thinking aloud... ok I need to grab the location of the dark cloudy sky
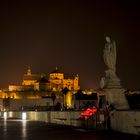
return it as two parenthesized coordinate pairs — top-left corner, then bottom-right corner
(0, 1), (140, 90)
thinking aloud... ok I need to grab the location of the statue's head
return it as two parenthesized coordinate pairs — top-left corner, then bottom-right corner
(105, 36), (111, 43)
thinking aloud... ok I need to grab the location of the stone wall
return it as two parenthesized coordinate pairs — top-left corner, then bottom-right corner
(111, 110), (140, 135)
(1, 110), (140, 134)
(6, 99), (53, 111)
(1, 111), (82, 127)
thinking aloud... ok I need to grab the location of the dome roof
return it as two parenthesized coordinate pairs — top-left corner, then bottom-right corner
(51, 67), (62, 74)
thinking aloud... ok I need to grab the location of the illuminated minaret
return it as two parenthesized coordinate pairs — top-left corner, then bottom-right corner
(55, 66), (58, 71)
(27, 66), (31, 75)
(74, 74), (80, 90)
(22, 66), (40, 86)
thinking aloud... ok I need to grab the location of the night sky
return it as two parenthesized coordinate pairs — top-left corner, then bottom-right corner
(0, 1), (140, 90)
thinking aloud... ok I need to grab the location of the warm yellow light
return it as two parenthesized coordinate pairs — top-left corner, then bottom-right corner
(22, 112), (27, 120)
(4, 112), (7, 119)
(66, 92), (72, 108)
(9, 112), (13, 118)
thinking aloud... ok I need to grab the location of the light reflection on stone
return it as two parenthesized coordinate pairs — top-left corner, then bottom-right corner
(3, 119), (7, 136)
(22, 120), (27, 139)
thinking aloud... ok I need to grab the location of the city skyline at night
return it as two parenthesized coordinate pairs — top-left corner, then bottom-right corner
(0, 1), (140, 90)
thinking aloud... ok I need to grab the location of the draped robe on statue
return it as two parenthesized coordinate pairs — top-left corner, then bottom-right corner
(103, 40), (116, 72)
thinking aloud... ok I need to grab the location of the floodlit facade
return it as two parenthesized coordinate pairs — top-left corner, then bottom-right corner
(22, 67), (80, 92)
(6, 67), (79, 92)
(48, 67), (79, 91)
(0, 67), (80, 110)
(22, 67), (41, 86)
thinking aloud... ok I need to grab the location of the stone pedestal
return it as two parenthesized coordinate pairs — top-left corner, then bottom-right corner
(104, 88), (129, 109)
(100, 71), (129, 109)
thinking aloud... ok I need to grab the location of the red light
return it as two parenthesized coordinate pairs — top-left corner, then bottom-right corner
(80, 107), (97, 119)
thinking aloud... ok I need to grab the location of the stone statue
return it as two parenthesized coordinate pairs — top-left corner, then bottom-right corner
(103, 36), (117, 78)
(103, 36), (116, 72)
(100, 36), (120, 89)
(100, 77), (105, 89)
(99, 36), (129, 109)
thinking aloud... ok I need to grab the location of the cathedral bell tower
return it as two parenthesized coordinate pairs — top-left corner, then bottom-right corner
(27, 66), (31, 75)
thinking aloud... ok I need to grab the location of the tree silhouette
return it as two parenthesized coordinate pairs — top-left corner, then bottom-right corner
(61, 87), (69, 109)
(51, 92), (56, 106)
(75, 90), (83, 100)
(61, 87), (69, 95)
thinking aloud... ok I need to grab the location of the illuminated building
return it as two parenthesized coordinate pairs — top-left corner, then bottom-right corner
(21, 67), (80, 92)
(0, 67), (79, 97)
(22, 67), (41, 86)
(48, 67), (79, 91)
(34, 76), (51, 91)
(21, 67), (79, 92)
(0, 67), (80, 110)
